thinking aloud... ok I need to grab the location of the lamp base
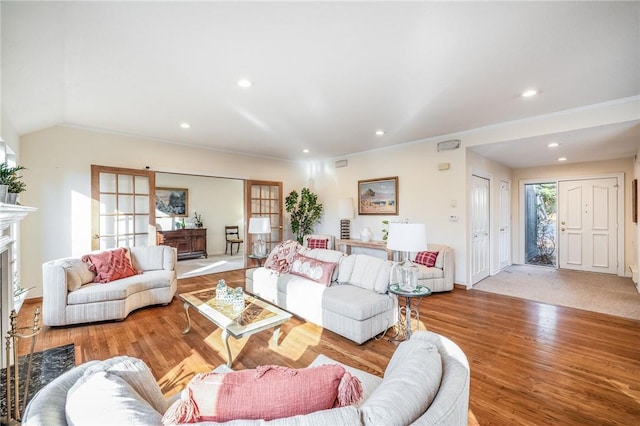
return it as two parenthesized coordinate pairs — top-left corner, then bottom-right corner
(340, 219), (351, 239)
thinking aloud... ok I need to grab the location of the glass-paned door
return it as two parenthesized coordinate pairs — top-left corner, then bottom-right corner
(246, 180), (283, 257)
(91, 165), (156, 250)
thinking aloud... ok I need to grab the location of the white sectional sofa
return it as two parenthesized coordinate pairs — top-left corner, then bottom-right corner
(22, 331), (470, 426)
(246, 245), (397, 345)
(42, 245), (178, 326)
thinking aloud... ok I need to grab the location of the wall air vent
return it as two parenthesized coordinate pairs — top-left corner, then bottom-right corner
(437, 139), (461, 151)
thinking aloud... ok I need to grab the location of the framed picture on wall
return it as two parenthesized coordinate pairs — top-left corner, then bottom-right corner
(358, 176), (399, 215)
(155, 187), (188, 217)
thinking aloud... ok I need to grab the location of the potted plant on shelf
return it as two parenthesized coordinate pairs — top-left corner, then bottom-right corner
(285, 187), (323, 243)
(0, 162), (27, 204)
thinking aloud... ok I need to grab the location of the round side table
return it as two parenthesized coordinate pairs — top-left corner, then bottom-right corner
(387, 283), (432, 341)
(248, 254), (268, 267)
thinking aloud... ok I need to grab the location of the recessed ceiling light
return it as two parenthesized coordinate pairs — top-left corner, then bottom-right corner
(558, 157), (567, 162)
(180, 122), (190, 129)
(375, 130), (385, 136)
(302, 149), (309, 154)
(548, 142), (559, 148)
(522, 89), (538, 97)
(237, 79), (252, 88)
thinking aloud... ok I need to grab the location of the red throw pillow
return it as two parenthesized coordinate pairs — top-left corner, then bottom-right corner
(264, 240), (303, 273)
(307, 238), (328, 249)
(414, 251), (439, 268)
(162, 364), (362, 424)
(289, 253), (337, 286)
(81, 248), (139, 283)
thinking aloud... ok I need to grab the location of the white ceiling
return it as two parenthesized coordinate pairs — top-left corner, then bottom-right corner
(2, 1), (639, 166)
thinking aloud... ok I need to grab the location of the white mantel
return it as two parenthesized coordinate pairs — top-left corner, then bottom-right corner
(0, 203), (37, 232)
(0, 203), (37, 367)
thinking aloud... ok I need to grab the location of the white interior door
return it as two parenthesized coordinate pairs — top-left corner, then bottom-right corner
(558, 177), (618, 274)
(499, 180), (511, 270)
(471, 175), (490, 284)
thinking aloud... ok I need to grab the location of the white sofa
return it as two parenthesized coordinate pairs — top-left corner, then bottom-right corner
(42, 245), (178, 326)
(22, 330), (470, 426)
(246, 246), (397, 345)
(414, 243), (455, 292)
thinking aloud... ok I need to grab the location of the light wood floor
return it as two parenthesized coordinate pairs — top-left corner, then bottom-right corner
(17, 270), (640, 425)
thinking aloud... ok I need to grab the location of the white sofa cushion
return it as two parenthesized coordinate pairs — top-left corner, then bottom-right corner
(61, 259), (95, 292)
(130, 245), (174, 271)
(66, 371), (163, 425)
(360, 337), (443, 426)
(322, 284), (394, 321)
(338, 254), (392, 294)
(81, 355), (167, 413)
(67, 270), (175, 305)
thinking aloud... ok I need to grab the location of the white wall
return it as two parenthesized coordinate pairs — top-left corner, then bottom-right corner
(155, 173), (244, 256)
(304, 139), (468, 284)
(19, 125), (304, 297)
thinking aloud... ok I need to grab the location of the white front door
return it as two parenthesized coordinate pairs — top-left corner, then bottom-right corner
(499, 180), (511, 270)
(558, 177), (618, 274)
(471, 175), (490, 284)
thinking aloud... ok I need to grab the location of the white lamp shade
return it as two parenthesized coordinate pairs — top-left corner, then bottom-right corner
(386, 223), (427, 252)
(248, 217), (271, 234)
(337, 198), (354, 219)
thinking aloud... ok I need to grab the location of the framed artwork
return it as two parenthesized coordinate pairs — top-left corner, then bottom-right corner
(358, 176), (398, 215)
(633, 179), (638, 223)
(155, 187), (188, 217)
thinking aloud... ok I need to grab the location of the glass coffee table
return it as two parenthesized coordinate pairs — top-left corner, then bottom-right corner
(179, 287), (292, 367)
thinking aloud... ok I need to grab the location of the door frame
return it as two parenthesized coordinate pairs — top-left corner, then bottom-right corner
(518, 173), (625, 276)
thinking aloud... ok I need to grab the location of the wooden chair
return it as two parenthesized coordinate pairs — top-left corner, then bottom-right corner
(225, 226), (244, 255)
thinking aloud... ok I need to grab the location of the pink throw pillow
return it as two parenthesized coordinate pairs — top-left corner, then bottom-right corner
(81, 248), (140, 283)
(307, 238), (328, 249)
(414, 251), (439, 268)
(264, 240), (303, 273)
(289, 253), (337, 286)
(162, 364), (362, 424)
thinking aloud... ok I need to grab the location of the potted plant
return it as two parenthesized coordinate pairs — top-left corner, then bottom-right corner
(285, 187), (323, 243)
(0, 162), (27, 204)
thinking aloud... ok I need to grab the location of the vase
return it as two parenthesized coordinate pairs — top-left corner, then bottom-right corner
(5, 193), (18, 204)
(360, 227), (372, 242)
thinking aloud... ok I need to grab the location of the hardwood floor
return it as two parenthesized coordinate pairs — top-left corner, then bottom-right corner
(17, 270), (640, 425)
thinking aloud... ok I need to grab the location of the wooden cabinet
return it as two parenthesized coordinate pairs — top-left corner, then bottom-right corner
(157, 228), (207, 260)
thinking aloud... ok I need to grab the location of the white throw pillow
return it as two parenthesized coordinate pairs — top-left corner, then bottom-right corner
(81, 355), (167, 413)
(62, 259), (95, 292)
(65, 371), (163, 425)
(360, 339), (442, 425)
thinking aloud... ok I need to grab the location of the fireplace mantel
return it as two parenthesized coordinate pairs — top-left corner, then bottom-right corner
(0, 203), (37, 231)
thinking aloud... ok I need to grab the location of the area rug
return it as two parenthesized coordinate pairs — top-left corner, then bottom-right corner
(472, 264), (640, 321)
(0, 343), (75, 418)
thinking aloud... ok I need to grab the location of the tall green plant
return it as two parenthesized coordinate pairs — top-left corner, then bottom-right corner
(285, 187), (323, 243)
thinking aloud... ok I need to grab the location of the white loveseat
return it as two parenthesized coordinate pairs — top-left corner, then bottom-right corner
(22, 331), (470, 426)
(414, 243), (455, 292)
(42, 245), (178, 326)
(246, 245), (397, 345)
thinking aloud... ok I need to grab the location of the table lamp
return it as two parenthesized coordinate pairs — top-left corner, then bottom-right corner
(337, 198), (354, 239)
(386, 223), (427, 291)
(248, 217), (271, 256)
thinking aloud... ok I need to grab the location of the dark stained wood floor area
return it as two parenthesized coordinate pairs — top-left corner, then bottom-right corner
(17, 269), (640, 425)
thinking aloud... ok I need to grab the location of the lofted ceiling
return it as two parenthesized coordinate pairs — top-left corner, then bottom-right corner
(2, 1), (639, 166)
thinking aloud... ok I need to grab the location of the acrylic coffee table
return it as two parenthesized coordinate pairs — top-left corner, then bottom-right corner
(179, 287), (292, 367)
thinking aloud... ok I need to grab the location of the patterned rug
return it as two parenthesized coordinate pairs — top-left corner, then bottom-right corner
(0, 343), (75, 418)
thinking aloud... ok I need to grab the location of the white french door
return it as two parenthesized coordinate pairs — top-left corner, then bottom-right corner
(558, 177), (618, 274)
(471, 175), (490, 284)
(91, 165), (156, 250)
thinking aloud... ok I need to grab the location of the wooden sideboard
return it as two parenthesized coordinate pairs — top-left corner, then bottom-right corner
(335, 238), (393, 260)
(157, 228), (207, 260)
